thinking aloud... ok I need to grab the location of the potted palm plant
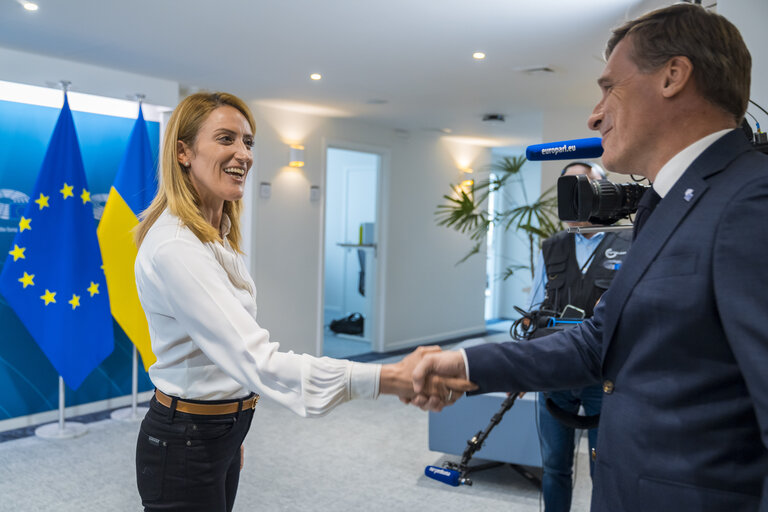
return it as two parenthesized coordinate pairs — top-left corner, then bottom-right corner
(435, 155), (562, 280)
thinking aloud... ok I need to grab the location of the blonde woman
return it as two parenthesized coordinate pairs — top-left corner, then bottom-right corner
(133, 92), (472, 512)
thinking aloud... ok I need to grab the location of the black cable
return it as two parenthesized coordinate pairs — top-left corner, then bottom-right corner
(749, 99), (768, 118)
(578, 243), (602, 274)
(545, 398), (600, 429)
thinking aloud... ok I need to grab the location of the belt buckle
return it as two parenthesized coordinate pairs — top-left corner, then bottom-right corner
(251, 395), (259, 410)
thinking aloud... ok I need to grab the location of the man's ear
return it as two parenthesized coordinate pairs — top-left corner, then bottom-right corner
(661, 56), (694, 99)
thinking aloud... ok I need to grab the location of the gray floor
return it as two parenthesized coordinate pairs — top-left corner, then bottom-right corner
(322, 329), (372, 359)
(0, 332), (593, 511)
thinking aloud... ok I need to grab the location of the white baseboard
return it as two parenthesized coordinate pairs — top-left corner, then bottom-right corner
(0, 390), (154, 433)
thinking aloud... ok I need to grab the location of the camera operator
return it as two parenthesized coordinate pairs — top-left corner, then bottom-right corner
(527, 162), (630, 512)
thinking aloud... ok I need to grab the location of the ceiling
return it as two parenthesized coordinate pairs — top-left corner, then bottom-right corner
(0, 0), (672, 146)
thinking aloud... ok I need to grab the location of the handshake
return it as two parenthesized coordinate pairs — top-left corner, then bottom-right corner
(379, 346), (476, 412)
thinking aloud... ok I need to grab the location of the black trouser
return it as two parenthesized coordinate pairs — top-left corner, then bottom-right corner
(136, 394), (255, 512)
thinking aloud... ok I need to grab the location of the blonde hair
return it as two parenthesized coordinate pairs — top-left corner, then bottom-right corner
(134, 92), (256, 253)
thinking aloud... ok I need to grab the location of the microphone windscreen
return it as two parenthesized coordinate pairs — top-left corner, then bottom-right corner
(526, 137), (603, 161)
(424, 465), (461, 486)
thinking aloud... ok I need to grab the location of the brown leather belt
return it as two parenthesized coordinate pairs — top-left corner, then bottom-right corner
(155, 389), (259, 415)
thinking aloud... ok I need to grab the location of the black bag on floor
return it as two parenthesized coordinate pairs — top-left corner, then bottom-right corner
(329, 313), (364, 335)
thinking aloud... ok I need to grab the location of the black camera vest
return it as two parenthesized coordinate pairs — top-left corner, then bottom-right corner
(541, 230), (632, 318)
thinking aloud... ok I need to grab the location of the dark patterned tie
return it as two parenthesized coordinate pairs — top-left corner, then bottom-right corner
(633, 187), (662, 240)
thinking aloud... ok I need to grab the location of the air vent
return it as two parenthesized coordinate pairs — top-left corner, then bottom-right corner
(518, 66), (555, 74)
(482, 114), (505, 123)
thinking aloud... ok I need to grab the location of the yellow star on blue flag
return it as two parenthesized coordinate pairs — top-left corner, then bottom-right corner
(0, 95), (114, 390)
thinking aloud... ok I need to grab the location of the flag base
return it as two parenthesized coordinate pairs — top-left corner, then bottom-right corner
(34, 421), (88, 440)
(110, 406), (148, 422)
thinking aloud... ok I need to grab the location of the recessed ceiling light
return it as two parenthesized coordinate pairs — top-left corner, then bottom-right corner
(310, 73), (322, 81)
(22, 1), (39, 11)
(473, 52), (486, 60)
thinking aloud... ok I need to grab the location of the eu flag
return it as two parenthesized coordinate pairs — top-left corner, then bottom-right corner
(0, 95), (114, 390)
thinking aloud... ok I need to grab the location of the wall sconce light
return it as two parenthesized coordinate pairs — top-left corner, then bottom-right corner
(460, 168), (474, 191)
(289, 144), (305, 167)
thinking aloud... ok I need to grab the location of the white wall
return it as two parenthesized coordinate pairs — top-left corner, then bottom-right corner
(720, 0), (768, 129)
(382, 136), (489, 349)
(249, 104), (489, 355)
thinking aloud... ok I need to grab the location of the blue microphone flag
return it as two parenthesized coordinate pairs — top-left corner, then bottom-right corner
(424, 465), (461, 486)
(526, 137), (603, 161)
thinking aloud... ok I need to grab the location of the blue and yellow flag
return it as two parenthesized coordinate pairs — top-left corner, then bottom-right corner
(97, 107), (157, 370)
(0, 95), (114, 390)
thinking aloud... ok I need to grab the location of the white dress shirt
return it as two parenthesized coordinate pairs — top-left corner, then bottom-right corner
(135, 209), (381, 417)
(652, 128), (733, 198)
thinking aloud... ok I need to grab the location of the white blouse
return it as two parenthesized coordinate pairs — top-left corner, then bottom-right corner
(135, 209), (381, 417)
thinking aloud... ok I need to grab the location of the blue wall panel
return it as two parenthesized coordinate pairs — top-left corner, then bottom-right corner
(0, 99), (160, 420)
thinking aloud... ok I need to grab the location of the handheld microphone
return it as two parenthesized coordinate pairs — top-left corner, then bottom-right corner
(424, 465), (461, 486)
(526, 137), (603, 161)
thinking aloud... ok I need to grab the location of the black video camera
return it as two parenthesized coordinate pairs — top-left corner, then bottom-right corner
(557, 174), (649, 225)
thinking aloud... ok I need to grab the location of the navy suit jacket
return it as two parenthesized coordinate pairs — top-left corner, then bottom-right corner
(465, 130), (768, 512)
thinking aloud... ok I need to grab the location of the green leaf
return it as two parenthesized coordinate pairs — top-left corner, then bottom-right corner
(456, 242), (483, 264)
(435, 153), (563, 269)
(501, 264), (529, 280)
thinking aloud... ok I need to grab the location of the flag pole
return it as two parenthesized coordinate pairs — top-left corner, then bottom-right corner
(131, 344), (139, 414)
(111, 344), (148, 421)
(34, 82), (89, 440)
(34, 376), (89, 439)
(110, 93), (150, 422)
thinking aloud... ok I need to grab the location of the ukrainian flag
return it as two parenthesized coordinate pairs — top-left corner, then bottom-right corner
(97, 107), (157, 370)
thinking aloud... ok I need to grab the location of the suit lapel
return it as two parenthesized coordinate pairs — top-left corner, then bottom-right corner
(600, 130), (752, 357)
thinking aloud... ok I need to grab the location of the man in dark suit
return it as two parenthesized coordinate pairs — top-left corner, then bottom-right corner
(413, 4), (768, 511)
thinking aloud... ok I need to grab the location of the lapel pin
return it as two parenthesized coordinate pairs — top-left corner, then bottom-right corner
(684, 188), (694, 202)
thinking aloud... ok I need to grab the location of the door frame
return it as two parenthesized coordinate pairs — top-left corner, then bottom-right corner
(316, 138), (390, 355)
